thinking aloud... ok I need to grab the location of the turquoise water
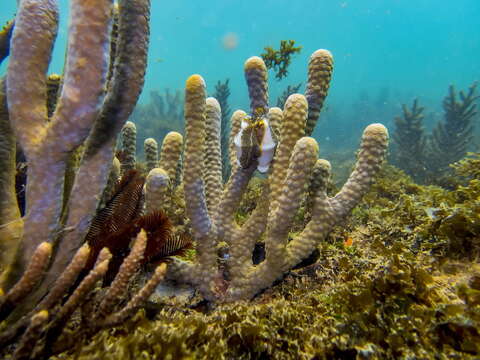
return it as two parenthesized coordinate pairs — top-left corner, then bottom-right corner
(1, 1), (479, 130)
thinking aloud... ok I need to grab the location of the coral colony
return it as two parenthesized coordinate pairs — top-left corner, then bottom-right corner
(0, 0), (479, 359)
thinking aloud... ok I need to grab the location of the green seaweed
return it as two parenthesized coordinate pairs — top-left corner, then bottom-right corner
(130, 89), (184, 156)
(212, 79), (232, 182)
(276, 82), (302, 108)
(452, 152), (480, 180)
(428, 82), (478, 186)
(47, 159), (480, 360)
(261, 40), (302, 80)
(391, 99), (428, 183)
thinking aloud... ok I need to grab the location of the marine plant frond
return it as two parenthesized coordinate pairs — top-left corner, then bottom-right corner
(276, 82), (303, 108)
(213, 78), (232, 182)
(261, 40), (302, 80)
(129, 89), (185, 146)
(87, 169), (145, 239)
(138, 210), (175, 262)
(85, 169), (146, 276)
(391, 98), (427, 183)
(428, 82), (478, 182)
(0, 18), (14, 65)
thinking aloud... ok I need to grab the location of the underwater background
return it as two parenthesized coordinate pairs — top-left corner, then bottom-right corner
(1, 1), (480, 359)
(1, 0), (479, 141)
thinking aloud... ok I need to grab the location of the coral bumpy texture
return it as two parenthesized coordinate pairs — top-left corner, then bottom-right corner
(0, 5), (388, 359)
(164, 50), (389, 301)
(0, 0), (176, 358)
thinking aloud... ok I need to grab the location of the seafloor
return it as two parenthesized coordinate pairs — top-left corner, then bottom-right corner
(51, 161), (480, 360)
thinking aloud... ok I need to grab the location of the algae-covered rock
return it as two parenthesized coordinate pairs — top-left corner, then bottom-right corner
(41, 162), (480, 359)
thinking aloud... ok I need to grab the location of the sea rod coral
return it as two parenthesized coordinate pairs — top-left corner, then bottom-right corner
(163, 53), (389, 302)
(0, 0), (175, 357)
(1, 0), (150, 288)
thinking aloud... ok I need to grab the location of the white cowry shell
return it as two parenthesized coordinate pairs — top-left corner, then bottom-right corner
(234, 116), (276, 173)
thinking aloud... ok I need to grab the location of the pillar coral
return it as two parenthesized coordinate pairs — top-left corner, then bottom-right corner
(0, 0), (151, 316)
(167, 53), (388, 301)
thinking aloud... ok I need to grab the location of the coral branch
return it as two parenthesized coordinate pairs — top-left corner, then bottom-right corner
(204, 97), (223, 215)
(304, 49), (334, 136)
(168, 52), (387, 302)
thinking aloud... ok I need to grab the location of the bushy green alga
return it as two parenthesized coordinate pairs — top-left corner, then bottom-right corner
(53, 161), (480, 360)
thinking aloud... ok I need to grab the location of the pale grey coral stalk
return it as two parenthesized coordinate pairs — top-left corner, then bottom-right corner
(32, 0), (150, 305)
(120, 121), (137, 174)
(57, 0), (150, 262)
(145, 168), (170, 213)
(5, 0), (111, 285)
(144, 137), (158, 172)
(0, 0), (151, 322)
(268, 94), (308, 215)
